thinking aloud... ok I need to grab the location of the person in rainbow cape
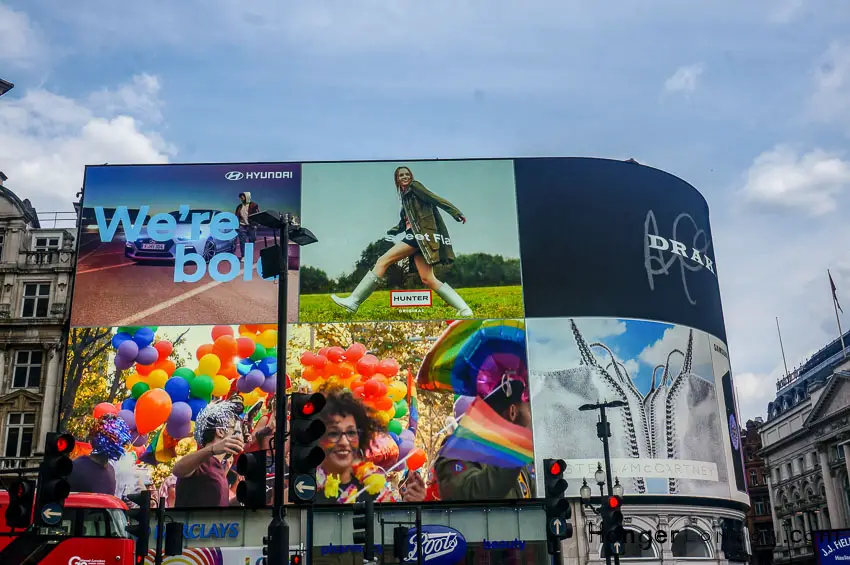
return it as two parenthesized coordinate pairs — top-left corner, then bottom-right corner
(418, 319), (536, 501)
(313, 385), (426, 504)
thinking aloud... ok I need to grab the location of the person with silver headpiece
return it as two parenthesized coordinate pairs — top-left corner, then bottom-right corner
(172, 398), (245, 507)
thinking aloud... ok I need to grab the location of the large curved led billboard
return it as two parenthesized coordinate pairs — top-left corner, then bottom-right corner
(61, 157), (746, 509)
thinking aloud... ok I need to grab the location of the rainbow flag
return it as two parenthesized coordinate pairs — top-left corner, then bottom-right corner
(406, 369), (419, 436)
(417, 319), (526, 396)
(438, 397), (533, 468)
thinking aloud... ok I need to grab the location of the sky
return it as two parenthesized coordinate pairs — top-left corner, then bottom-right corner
(2, 0), (850, 423)
(300, 159), (520, 277)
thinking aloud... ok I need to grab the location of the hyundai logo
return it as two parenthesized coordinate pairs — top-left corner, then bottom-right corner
(225, 171), (244, 181)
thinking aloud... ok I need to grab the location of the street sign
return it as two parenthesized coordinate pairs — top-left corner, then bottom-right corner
(40, 503), (62, 525)
(293, 474), (317, 501)
(610, 541), (623, 555)
(549, 517), (567, 538)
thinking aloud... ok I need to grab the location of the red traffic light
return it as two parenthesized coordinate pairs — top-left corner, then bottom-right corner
(291, 555), (302, 565)
(302, 402), (315, 416)
(546, 458), (566, 476)
(48, 433), (75, 456)
(607, 496), (620, 509)
(292, 392), (326, 417)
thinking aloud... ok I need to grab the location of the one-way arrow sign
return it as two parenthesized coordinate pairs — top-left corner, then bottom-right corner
(548, 517), (572, 539)
(293, 474), (317, 501)
(611, 541), (623, 555)
(40, 503), (63, 526)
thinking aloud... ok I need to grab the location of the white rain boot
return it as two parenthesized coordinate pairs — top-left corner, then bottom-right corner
(436, 283), (473, 316)
(331, 270), (382, 313)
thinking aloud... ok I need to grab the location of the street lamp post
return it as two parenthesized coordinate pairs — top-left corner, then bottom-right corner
(579, 400), (627, 565)
(248, 210), (317, 565)
(580, 465), (625, 565)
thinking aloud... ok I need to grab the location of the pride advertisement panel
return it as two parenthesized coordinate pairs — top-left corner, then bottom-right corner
(71, 163), (302, 328)
(60, 319), (535, 508)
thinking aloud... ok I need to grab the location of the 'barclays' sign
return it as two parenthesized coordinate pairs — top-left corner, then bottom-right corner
(405, 526), (467, 565)
(153, 521), (239, 540)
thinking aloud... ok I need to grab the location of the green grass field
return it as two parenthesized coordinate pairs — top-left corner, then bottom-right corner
(298, 285), (524, 323)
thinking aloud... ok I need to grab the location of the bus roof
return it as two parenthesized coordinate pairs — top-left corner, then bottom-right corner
(0, 491), (129, 510)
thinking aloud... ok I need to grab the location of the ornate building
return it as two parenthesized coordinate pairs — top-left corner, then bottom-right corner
(0, 174), (76, 475)
(760, 333), (850, 565)
(744, 418), (775, 565)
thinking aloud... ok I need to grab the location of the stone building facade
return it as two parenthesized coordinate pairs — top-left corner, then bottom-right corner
(0, 175), (76, 474)
(744, 417), (775, 565)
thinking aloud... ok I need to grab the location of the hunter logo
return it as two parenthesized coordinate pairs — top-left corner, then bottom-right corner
(644, 210), (717, 306)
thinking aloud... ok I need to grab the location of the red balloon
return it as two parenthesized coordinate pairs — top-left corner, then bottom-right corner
(220, 362), (239, 381)
(377, 358), (399, 378)
(317, 347), (330, 357)
(154, 340), (173, 358)
(313, 355), (328, 369)
(353, 385), (366, 400)
(196, 343), (214, 360)
(155, 359), (176, 376)
(213, 335), (239, 359)
(364, 379), (382, 398)
(93, 402), (118, 419)
(136, 363), (154, 376)
(375, 396), (393, 411)
(407, 448), (427, 471)
(356, 354), (379, 377)
(211, 325), (234, 341)
(345, 342), (367, 363)
(326, 346), (346, 363)
(236, 337), (255, 359)
(300, 351), (315, 366)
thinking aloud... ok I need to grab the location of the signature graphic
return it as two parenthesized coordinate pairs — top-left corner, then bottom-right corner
(644, 210), (716, 305)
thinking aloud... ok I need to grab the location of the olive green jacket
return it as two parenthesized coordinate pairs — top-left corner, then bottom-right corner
(435, 457), (535, 500)
(388, 181), (464, 266)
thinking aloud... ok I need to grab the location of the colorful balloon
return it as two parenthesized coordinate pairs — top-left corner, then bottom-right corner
(117, 409), (136, 430)
(135, 346), (159, 366)
(93, 402), (118, 419)
(212, 374), (231, 397)
(388, 381), (407, 402)
(407, 448), (427, 471)
(196, 343), (214, 360)
(356, 354), (379, 377)
(135, 389), (172, 434)
(154, 340), (173, 358)
(236, 337), (256, 358)
(377, 358), (399, 378)
(257, 329), (278, 349)
(213, 335), (239, 360)
(111, 332), (132, 349)
(249, 343), (267, 362)
(147, 369), (169, 389)
(190, 375), (215, 401)
(164, 376), (190, 403)
(131, 382), (150, 400)
(168, 401), (193, 425)
(211, 325), (234, 341)
(197, 353), (222, 377)
(345, 342), (367, 363)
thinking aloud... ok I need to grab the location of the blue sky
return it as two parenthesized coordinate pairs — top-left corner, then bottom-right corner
(2, 0), (850, 422)
(300, 160), (519, 276)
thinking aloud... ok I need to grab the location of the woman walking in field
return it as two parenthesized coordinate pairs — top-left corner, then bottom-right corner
(331, 166), (473, 316)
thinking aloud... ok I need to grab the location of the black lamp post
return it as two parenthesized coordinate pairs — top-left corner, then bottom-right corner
(248, 210), (317, 565)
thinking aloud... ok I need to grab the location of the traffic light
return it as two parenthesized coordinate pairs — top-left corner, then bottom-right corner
(543, 458), (573, 555)
(291, 553), (303, 565)
(602, 494), (625, 557)
(352, 498), (375, 561)
(5, 478), (35, 529)
(288, 392), (326, 504)
(125, 490), (151, 565)
(34, 432), (75, 526)
(236, 449), (267, 509)
(393, 526), (409, 560)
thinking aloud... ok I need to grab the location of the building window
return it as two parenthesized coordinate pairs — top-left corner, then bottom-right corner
(21, 282), (50, 318)
(775, 468), (781, 482)
(786, 463), (793, 479)
(837, 445), (846, 461)
(32, 236), (61, 251)
(762, 472), (768, 484)
(799, 456), (806, 472)
(671, 528), (712, 558)
(749, 470), (758, 486)
(755, 500), (766, 515)
(4, 412), (36, 459)
(0, 231), (5, 261)
(12, 350), (43, 389)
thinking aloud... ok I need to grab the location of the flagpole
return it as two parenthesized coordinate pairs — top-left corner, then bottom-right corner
(776, 317), (790, 377)
(829, 269), (847, 358)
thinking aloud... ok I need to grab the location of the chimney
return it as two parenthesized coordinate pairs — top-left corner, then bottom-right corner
(0, 171), (6, 186)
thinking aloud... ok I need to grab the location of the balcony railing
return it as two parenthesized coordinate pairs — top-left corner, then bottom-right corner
(0, 456), (39, 471)
(23, 249), (74, 266)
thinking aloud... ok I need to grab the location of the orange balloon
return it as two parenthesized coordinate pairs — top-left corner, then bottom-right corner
(337, 362), (355, 379)
(136, 363), (154, 376)
(211, 325), (234, 341)
(93, 402), (118, 419)
(213, 335), (239, 359)
(302, 366), (319, 382)
(135, 389), (173, 435)
(375, 396), (393, 411)
(236, 337), (256, 358)
(156, 359), (176, 376)
(407, 448), (427, 471)
(244, 324), (261, 333)
(196, 343), (214, 360)
(220, 363), (239, 380)
(259, 324), (277, 332)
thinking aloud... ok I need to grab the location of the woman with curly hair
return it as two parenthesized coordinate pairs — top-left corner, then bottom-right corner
(314, 385), (425, 504)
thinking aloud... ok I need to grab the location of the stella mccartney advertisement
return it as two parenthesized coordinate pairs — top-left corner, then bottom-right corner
(61, 157), (747, 510)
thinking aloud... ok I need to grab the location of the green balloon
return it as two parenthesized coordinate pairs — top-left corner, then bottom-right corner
(131, 382), (150, 399)
(190, 374), (214, 401)
(394, 400), (408, 419)
(388, 419), (403, 435)
(266, 347), (277, 360)
(250, 343), (267, 362)
(173, 367), (195, 384)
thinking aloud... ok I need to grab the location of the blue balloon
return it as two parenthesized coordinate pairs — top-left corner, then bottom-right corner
(164, 376), (190, 403)
(132, 327), (155, 348)
(237, 359), (254, 377)
(187, 398), (207, 421)
(389, 431), (401, 446)
(121, 397), (137, 411)
(112, 332), (132, 349)
(259, 357), (277, 377)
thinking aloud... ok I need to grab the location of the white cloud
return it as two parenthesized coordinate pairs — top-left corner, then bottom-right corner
(0, 74), (175, 213)
(809, 40), (850, 132)
(769, 0), (806, 23)
(0, 3), (46, 69)
(637, 324), (713, 376)
(664, 64), (704, 95)
(740, 144), (850, 216)
(527, 318), (627, 373)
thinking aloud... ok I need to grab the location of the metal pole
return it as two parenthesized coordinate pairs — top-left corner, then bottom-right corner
(776, 317), (791, 377)
(272, 215), (291, 563)
(380, 517), (386, 565)
(154, 495), (165, 565)
(306, 505), (313, 565)
(598, 406), (618, 565)
(416, 506), (423, 565)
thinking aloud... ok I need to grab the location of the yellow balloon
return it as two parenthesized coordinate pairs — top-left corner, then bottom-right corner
(387, 381), (407, 402)
(198, 353), (222, 376)
(212, 374), (231, 397)
(242, 391), (259, 406)
(126, 372), (143, 390)
(258, 329), (278, 349)
(148, 369), (169, 389)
